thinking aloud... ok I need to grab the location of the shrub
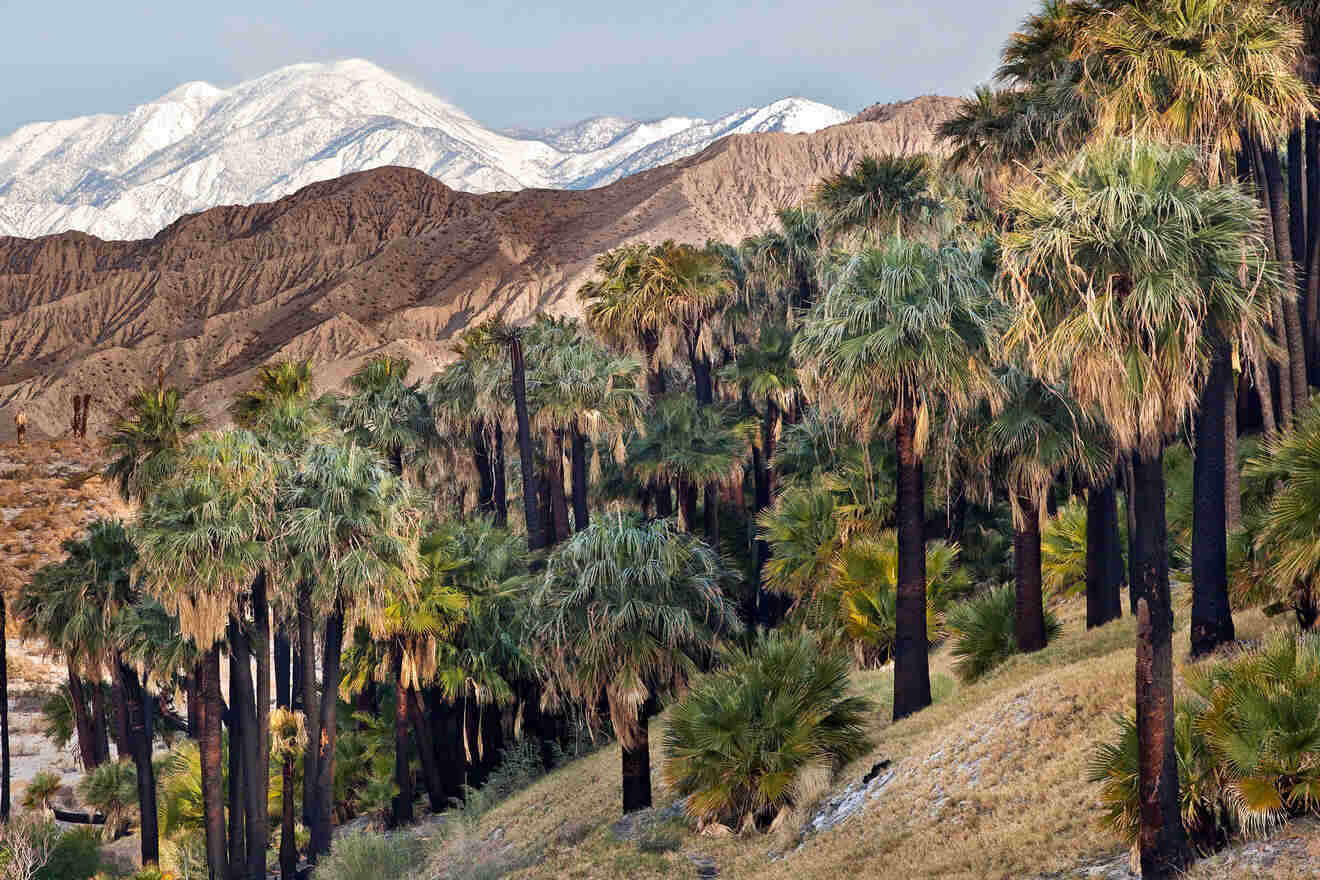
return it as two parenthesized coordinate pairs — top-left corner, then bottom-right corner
(828, 531), (970, 667)
(946, 584), (1061, 683)
(1090, 632), (1320, 855)
(316, 831), (426, 880)
(34, 828), (100, 880)
(0, 815), (59, 880)
(1041, 500), (1087, 597)
(662, 631), (873, 832)
(457, 739), (547, 821)
(78, 759), (138, 840)
(21, 771), (61, 811)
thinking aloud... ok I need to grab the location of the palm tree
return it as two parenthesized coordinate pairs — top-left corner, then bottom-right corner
(1077, 0), (1314, 657)
(336, 355), (432, 477)
(278, 439), (421, 860)
(270, 708), (306, 880)
(104, 380), (204, 504)
(136, 430), (278, 880)
(0, 564), (14, 822)
(627, 395), (756, 545)
(814, 154), (941, 242)
(794, 238), (996, 721)
(967, 369), (1107, 652)
(999, 139), (1272, 880)
(533, 515), (741, 814)
(17, 520), (160, 864)
(527, 318), (646, 536)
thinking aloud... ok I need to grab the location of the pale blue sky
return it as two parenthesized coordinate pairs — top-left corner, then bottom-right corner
(1, 0), (1038, 133)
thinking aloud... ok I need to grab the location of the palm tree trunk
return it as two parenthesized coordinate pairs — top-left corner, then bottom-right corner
(751, 441), (776, 628)
(473, 419), (495, 516)
(703, 483), (719, 549)
(654, 479), (674, 518)
(230, 612), (267, 880)
(197, 649), (228, 880)
(1084, 475), (1123, 628)
(893, 399), (931, 721)
(225, 623), (247, 879)
(1306, 114), (1320, 373)
(1225, 368), (1242, 533)
(620, 704), (654, 814)
(252, 574), (272, 865)
(67, 667), (100, 769)
(310, 605), (346, 862)
(1, 592), (8, 823)
(493, 422), (508, 528)
(90, 678), (110, 764)
(407, 688), (444, 813)
(110, 663), (131, 760)
(1123, 455), (1140, 615)
(279, 752), (296, 880)
(274, 626), (292, 710)
(390, 645), (414, 828)
(1261, 144), (1309, 415)
(679, 480), (698, 533)
(509, 334), (546, 551)
(1289, 125), (1308, 352)
(1130, 445), (1193, 880)
(1013, 495), (1047, 654)
(549, 429), (571, 545)
(118, 657), (159, 866)
(1191, 337), (1236, 657)
(570, 424), (589, 532)
(297, 582), (319, 830)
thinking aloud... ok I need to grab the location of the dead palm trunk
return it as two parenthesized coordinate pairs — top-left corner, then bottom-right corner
(1191, 335), (1236, 656)
(197, 649), (228, 880)
(892, 397), (932, 721)
(1130, 446), (1193, 880)
(1012, 494), (1047, 653)
(509, 333), (546, 551)
(389, 644), (414, 828)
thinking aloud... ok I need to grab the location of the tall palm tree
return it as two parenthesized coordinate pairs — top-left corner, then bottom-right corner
(1077, 0), (1315, 656)
(967, 369), (1107, 652)
(0, 564), (15, 822)
(336, 355), (433, 477)
(1000, 139), (1272, 880)
(794, 238), (996, 721)
(533, 515), (741, 814)
(136, 430), (278, 880)
(814, 154), (941, 242)
(278, 439), (421, 860)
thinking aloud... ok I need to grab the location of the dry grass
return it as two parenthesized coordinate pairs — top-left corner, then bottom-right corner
(416, 596), (1302, 880)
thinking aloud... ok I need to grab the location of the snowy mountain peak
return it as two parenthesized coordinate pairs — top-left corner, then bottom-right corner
(0, 61), (850, 240)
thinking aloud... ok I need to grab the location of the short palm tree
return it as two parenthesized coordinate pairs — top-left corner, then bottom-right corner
(794, 237), (997, 721)
(270, 707), (307, 880)
(999, 139), (1273, 880)
(335, 355), (433, 477)
(533, 515), (741, 814)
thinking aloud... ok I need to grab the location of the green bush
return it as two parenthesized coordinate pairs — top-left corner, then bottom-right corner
(21, 771), (61, 811)
(457, 739), (547, 821)
(1090, 631), (1320, 855)
(946, 584), (1061, 683)
(78, 759), (138, 840)
(316, 831), (426, 880)
(662, 631), (873, 832)
(34, 828), (100, 880)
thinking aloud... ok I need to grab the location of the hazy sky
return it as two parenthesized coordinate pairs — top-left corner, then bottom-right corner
(1, 0), (1038, 134)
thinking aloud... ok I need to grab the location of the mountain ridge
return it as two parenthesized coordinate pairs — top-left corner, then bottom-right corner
(0, 59), (851, 241)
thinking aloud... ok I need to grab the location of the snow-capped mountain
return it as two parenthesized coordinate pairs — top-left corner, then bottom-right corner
(0, 59), (850, 240)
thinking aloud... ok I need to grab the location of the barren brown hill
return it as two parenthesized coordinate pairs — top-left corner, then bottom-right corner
(0, 98), (959, 438)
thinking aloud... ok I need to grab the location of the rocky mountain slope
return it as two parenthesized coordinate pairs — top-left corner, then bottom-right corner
(0, 59), (850, 240)
(0, 95), (957, 440)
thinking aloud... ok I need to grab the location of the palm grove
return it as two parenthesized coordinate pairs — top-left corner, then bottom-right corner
(3, 1), (1320, 879)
